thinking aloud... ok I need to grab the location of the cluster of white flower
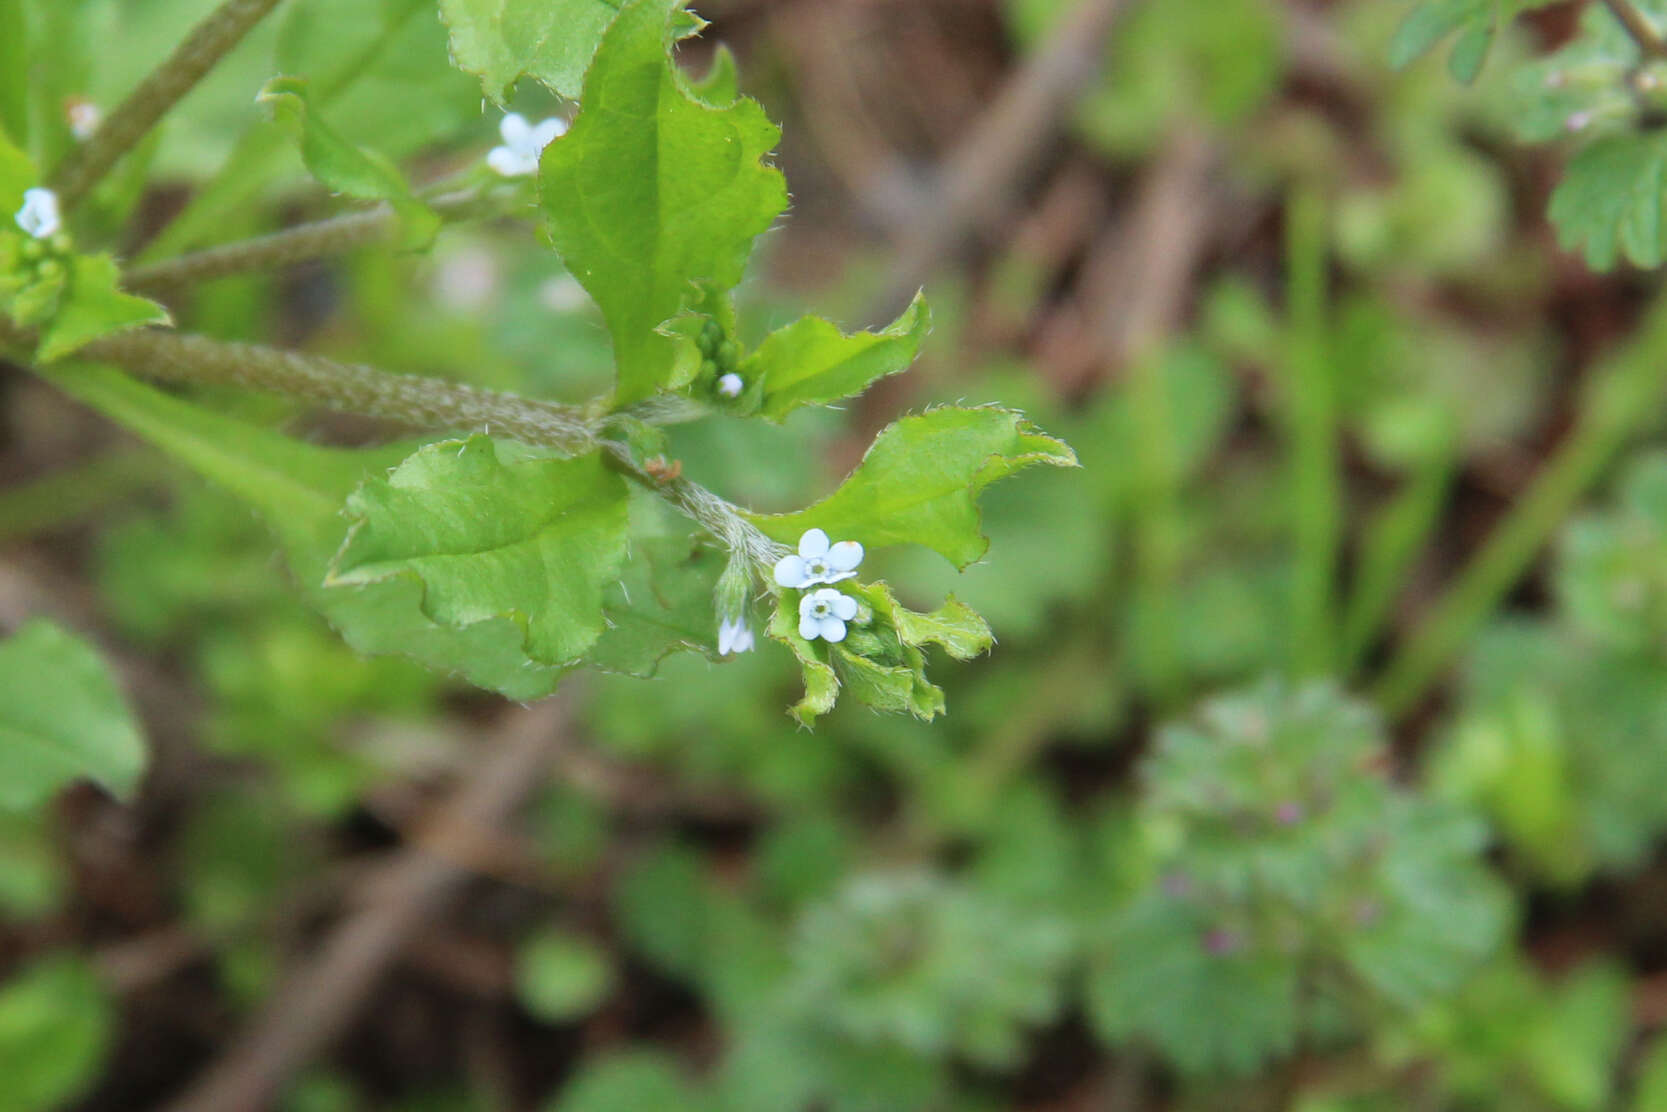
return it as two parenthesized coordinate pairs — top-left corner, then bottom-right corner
(776, 528), (864, 643)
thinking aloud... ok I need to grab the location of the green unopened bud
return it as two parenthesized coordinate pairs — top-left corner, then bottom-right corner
(34, 258), (63, 281)
(716, 339), (739, 366)
(19, 238), (44, 262)
(47, 233), (73, 256)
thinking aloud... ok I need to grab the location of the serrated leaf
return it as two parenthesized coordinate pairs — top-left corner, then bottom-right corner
(539, 0), (787, 403)
(36, 254), (171, 362)
(331, 436), (630, 667)
(747, 293), (931, 421)
(590, 534), (723, 676)
(746, 407), (1077, 570)
(438, 0), (624, 102)
(1549, 131), (1667, 270)
(872, 588), (993, 660)
(830, 645), (945, 720)
(258, 76), (438, 249)
(0, 620), (145, 810)
(768, 597), (838, 727)
(39, 364), (568, 699)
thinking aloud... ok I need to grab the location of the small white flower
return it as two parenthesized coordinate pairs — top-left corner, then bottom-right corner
(66, 99), (101, 140)
(487, 113), (568, 177)
(799, 588), (858, 643)
(774, 528), (863, 589)
(718, 616), (755, 655)
(717, 372), (743, 398)
(15, 188), (60, 239)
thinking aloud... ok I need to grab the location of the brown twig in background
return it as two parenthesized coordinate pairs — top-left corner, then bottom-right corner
(1036, 128), (1218, 392)
(866, 0), (1140, 322)
(163, 700), (572, 1112)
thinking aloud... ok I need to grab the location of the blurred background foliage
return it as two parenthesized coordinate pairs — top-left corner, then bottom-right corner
(13, 0), (1667, 1109)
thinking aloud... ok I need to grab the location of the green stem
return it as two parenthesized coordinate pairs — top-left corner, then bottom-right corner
(123, 189), (489, 293)
(0, 449), (168, 542)
(1127, 345), (1184, 705)
(1373, 295), (1667, 714)
(1603, 0), (1667, 59)
(1285, 185), (1342, 676)
(49, 0), (287, 209)
(1338, 451), (1455, 675)
(80, 330), (598, 452)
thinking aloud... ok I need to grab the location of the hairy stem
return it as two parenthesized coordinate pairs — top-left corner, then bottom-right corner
(1603, 0), (1667, 59)
(124, 190), (486, 292)
(80, 330), (599, 452)
(50, 0), (287, 209)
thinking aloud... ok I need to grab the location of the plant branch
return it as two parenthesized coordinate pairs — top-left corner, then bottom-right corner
(79, 329), (600, 452)
(49, 0), (287, 209)
(1604, 0), (1667, 59)
(52, 327), (785, 563)
(124, 190), (487, 293)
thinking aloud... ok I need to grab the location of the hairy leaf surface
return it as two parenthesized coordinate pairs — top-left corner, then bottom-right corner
(747, 407), (1077, 569)
(539, 0), (787, 403)
(331, 436), (630, 667)
(748, 294), (931, 421)
(438, 0), (624, 101)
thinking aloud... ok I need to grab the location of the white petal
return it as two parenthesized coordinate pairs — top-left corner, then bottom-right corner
(529, 117), (568, 150)
(717, 373), (743, 398)
(717, 619), (738, 655)
(832, 594), (858, 621)
(818, 617), (848, 643)
(827, 540), (863, 572)
(733, 628), (754, 652)
(16, 188), (60, 239)
(499, 112), (532, 148)
(487, 146), (535, 177)
(799, 528), (830, 559)
(775, 554), (810, 588)
(799, 614), (822, 641)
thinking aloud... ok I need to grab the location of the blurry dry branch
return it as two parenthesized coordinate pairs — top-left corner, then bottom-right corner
(867, 0), (1140, 321)
(164, 700), (573, 1112)
(1037, 128), (1219, 391)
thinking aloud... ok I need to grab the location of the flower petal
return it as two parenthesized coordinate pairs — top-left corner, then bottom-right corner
(799, 528), (830, 559)
(775, 554), (810, 588)
(529, 117), (568, 150)
(487, 146), (534, 177)
(827, 540), (863, 572)
(799, 614), (822, 641)
(733, 627), (754, 653)
(499, 112), (531, 147)
(832, 593), (858, 621)
(818, 617), (848, 643)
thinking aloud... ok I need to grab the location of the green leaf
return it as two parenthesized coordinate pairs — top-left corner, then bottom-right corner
(831, 645), (945, 721)
(539, 0), (787, 403)
(746, 407), (1077, 570)
(0, 0), (24, 148)
(768, 598), (839, 728)
(1388, 0), (1558, 81)
(0, 620), (145, 811)
(438, 0), (626, 102)
(870, 587), (993, 660)
(331, 436), (630, 667)
(39, 364), (568, 699)
(747, 293), (931, 421)
(36, 254), (171, 362)
(589, 534), (723, 676)
(257, 76), (438, 249)
(550, 1050), (705, 1112)
(0, 955), (114, 1112)
(1549, 131), (1667, 271)
(516, 928), (615, 1022)
(0, 125), (31, 212)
